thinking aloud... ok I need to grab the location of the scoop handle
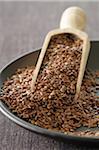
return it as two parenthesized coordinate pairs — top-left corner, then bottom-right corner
(60, 7), (86, 31)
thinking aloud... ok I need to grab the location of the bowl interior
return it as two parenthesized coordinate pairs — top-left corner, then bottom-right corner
(0, 42), (99, 143)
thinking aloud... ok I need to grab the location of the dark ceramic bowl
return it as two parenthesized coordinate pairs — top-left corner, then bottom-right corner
(0, 41), (99, 145)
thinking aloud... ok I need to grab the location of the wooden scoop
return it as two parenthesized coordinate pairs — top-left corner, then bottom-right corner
(31, 7), (90, 95)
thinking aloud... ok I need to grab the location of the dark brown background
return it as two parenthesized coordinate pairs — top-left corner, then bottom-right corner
(0, 1), (99, 150)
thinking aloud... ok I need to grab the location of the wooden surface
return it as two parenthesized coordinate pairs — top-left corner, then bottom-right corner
(0, 2), (99, 150)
